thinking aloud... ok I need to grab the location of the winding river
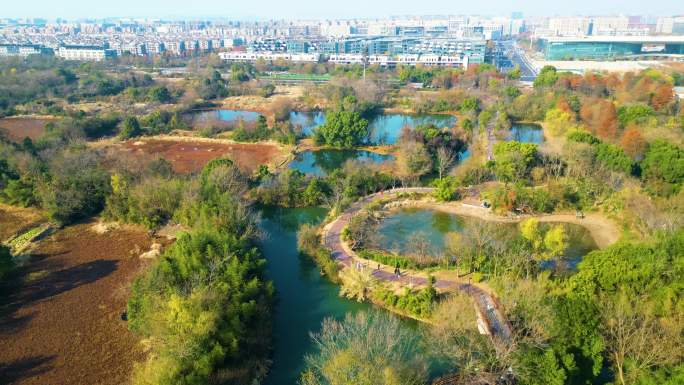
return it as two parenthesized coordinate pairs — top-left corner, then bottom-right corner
(258, 206), (371, 385)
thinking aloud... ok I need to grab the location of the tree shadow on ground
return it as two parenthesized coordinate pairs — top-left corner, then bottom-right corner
(0, 259), (118, 334)
(0, 355), (55, 384)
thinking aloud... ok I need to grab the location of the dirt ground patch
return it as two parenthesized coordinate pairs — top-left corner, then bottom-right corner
(118, 137), (286, 173)
(0, 205), (45, 242)
(0, 117), (56, 143)
(0, 221), (157, 385)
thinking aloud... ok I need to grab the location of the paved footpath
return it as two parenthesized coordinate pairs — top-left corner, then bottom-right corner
(322, 187), (513, 341)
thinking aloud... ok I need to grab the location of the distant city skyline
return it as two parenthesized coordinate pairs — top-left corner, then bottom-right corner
(3, 0), (682, 20)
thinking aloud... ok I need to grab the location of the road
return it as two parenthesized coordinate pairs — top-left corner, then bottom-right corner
(505, 40), (538, 82)
(322, 187), (513, 341)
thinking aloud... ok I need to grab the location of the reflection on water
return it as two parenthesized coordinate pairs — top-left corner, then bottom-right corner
(289, 111), (325, 135)
(190, 109), (261, 125)
(369, 114), (457, 145)
(509, 123), (544, 144)
(377, 207), (597, 264)
(259, 206), (371, 385)
(289, 149), (394, 176)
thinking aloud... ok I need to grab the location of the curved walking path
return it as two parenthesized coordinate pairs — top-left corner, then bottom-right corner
(322, 187), (621, 341)
(323, 188), (513, 340)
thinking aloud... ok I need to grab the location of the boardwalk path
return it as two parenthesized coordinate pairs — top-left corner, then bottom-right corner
(322, 187), (513, 340)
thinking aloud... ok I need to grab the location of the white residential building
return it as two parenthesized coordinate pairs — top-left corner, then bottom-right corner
(56, 45), (116, 61)
(219, 51), (320, 62)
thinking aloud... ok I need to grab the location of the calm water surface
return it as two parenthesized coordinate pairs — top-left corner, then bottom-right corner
(285, 111), (457, 144)
(377, 207), (597, 264)
(259, 206), (371, 385)
(368, 113), (457, 145)
(509, 123), (544, 144)
(191, 109), (261, 125)
(288, 149), (394, 176)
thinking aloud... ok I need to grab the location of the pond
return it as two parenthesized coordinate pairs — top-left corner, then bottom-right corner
(189, 109), (262, 126)
(258, 206), (371, 385)
(288, 111), (457, 145)
(288, 149), (394, 176)
(188, 110), (456, 145)
(289, 111), (326, 135)
(376, 207), (597, 265)
(509, 123), (544, 144)
(368, 113), (457, 145)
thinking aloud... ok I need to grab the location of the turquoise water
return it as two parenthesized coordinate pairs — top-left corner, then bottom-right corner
(259, 206), (371, 385)
(190, 110), (456, 145)
(509, 123), (544, 144)
(289, 149), (395, 176)
(377, 207), (597, 263)
(288, 111), (457, 145)
(368, 113), (457, 145)
(289, 111), (326, 135)
(191, 109), (261, 125)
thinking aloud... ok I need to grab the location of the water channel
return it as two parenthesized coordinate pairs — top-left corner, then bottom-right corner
(258, 206), (372, 385)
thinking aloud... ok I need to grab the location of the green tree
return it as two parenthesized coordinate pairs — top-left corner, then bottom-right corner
(147, 86), (172, 103)
(492, 141), (538, 183)
(37, 150), (110, 225)
(534, 66), (558, 88)
(313, 111), (369, 148)
(617, 104), (654, 128)
(119, 116), (142, 139)
(642, 140), (684, 195)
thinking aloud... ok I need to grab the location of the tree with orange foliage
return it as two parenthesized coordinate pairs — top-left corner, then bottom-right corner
(581, 99), (618, 140)
(650, 84), (673, 111)
(620, 127), (647, 160)
(556, 96), (576, 119)
(596, 101), (618, 141)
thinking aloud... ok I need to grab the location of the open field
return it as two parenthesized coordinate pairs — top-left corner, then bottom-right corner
(0, 117), (56, 142)
(0, 205), (45, 242)
(0, 221), (157, 385)
(116, 136), (288, 173)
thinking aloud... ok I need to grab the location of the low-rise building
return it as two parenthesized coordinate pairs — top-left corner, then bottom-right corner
(56, 45), (116, 61)
(0, 43), (51, 57)
(219, 51), (320, 62)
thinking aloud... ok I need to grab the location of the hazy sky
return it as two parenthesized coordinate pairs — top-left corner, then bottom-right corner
(4, 0), (682, 20)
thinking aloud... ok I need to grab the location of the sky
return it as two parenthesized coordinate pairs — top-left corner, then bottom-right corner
(3, 0), (682, 20)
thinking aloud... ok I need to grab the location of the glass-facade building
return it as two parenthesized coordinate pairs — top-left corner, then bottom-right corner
(541, 38), (684, 60)
(312, 37), (486, 63)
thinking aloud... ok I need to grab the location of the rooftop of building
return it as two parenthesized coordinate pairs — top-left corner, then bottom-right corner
(541, 35), (684, 43)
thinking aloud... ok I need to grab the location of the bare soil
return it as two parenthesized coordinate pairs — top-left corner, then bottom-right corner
(0, 221), (156, 385)
(116, 136), (287, 173)
(0, 117), (56, 143)
(0, 205), (45, 242)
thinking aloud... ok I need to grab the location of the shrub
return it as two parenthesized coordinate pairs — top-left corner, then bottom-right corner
(432, 176), (459, 202)
(37, 151), (110, 225)
(297, 224), (339, 281)
(373, 285), (438, 318)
